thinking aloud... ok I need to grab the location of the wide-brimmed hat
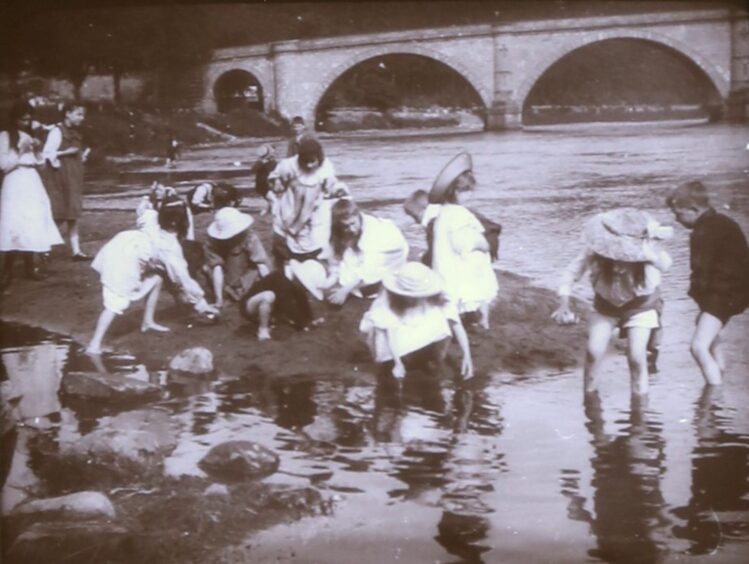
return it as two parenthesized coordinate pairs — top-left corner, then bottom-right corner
(585, 208), (671, 262)
(287, 259), (327, 301)
(383, 262), (443, 298)
(256, 144), (274, 159)
(429, 152), (472, 204)
(207, 207), (253, 240)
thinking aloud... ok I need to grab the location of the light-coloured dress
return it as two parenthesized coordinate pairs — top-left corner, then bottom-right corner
(268, 156), (338, 254)
(92, 211), (206, 315)
(0, 130), (63, 252)
(431, 204), (498, 313)
(359, 292), (458, 362)
(332, 214), (409, 291)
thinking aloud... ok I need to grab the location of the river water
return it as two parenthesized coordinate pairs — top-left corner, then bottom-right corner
(3, 122), (749, 563)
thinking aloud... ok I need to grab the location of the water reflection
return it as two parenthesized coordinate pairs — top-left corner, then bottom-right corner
(564, 393), (669, 564)
(671, 387), (749, 555)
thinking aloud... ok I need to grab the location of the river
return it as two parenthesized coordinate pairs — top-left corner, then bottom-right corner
(3, 122), (749, 563)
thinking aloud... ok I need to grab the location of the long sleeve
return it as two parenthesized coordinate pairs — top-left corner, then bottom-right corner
(154, 233), (205, 305)
(42, 126), (62, 167)
(0, 131), (19, 173)
(559, 249), (593, 297)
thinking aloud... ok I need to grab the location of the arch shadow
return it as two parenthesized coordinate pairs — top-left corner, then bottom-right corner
(213, 69), (265, 113)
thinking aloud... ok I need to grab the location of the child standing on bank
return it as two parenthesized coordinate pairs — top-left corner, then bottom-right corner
(667, 180), (749, 385)
(359, 261), (473, 380)
(87, 205), (216, 354)
(552, 208), (673, 396)
(427, 153), (498, 329)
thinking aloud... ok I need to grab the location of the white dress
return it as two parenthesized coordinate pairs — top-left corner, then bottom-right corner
(359, 292), (458, 362)
(0, 131), (63, 252)
(92, 214), (205, 314)
(268, 156), (338, 254)
(431, 204), (498, 313)
(337, 214), (409, 290)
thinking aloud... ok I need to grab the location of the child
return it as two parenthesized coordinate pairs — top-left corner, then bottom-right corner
(165, 134), (180, 167)
(87, 205), (216, 354)
(252, 144), (278, 215)
(404, 189), (502, 266)
(427, 153), (498, 329)
(286, 116), (307, 157)
(552, 208), (673, 395)
(667, 180), (749, 385)
(187, 182), (215, 215)
(137, 182), (196, 240)
(360, 261), (473, 380)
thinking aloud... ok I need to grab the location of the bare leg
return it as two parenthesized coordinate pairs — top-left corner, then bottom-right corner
(583, 313), (616, 394)
(691, 312), (724, 385)
(69, 220), (82, 256)
(87, 309), (117, 354)
(141, 277), (169, 332)
(626, 326), (652, 396)
(211, 266), (224, 307)
(244, 290), (275, 340)
(709, 336), (726, 372)
(478, 302), (490, 330)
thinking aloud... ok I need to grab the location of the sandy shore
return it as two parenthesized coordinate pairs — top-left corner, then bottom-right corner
(0, 209), (587, 380)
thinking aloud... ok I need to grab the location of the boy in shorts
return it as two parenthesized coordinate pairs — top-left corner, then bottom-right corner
(667, 180), (749, 385)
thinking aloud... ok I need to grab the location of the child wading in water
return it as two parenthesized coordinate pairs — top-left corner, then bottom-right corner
(360, 261), (473, 380)
(552, 208), (673, 395)
(667, 180), (749, 385)
(87, 205), (217, 354)
(427, 153), (498, 329)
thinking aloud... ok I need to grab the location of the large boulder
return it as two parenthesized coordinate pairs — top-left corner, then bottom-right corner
(61, 371), (161, 402)
(199, 441), (279, 482)
(11, 491), (116, 520)
(6, 521), (131, 563)
(168, 347), (214, 375)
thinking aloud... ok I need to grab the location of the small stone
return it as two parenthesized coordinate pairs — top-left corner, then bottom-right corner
(168, 347), (214, 375)
(199, 440), (279, 482)
(204, 483), (230, 496)
(11, 491), (115, 520)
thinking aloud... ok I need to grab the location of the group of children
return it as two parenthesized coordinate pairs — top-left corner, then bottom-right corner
(83, 127), (749, 394)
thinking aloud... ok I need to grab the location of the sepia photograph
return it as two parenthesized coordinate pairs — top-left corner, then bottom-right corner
(1, 0), (748, 562)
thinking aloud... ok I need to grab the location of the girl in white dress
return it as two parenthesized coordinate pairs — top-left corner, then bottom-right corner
(360, 262), (473, 380)
(0, 103), (63, 286)
(429, 153), (498, 329)
(86, 205), (217, 354)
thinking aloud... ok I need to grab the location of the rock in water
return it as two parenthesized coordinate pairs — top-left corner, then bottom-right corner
(199, 441), (279, 482)
(7, 521), (130, 563)
(168, 347), (214, 375)
(11, 491), (116, 520)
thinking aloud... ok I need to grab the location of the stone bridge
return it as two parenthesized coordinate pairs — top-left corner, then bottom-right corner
(202, 7), (749, 129)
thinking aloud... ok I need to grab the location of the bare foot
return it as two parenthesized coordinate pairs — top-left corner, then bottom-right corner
(257, 327), (271, 341)
(309, 317), (325, 327)
(85, 345), (102, 355)
(141, 322), (170, 333)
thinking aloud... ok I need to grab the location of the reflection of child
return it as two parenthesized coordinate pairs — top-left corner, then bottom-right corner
(667, 181), (749, 385)
(552, 208), (673, 395)
(87, 206), (216, 354)
(360, 262), (473, 380)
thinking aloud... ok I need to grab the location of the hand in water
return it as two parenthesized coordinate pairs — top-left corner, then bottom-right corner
(461, 355), (474, 379)
(551, 306), (578, 325)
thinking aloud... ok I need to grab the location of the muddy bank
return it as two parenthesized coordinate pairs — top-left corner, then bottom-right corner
(1, 209), (586, 379)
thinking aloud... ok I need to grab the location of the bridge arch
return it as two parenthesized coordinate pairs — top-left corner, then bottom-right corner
(309, 44), (492, 123)
(206, 64), (273, 114)
(516, 29), (729, 113)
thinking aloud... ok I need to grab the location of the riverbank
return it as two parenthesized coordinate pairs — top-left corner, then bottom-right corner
(0, 209), (587, 379)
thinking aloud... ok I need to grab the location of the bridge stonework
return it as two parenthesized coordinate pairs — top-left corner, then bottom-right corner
(203, 8), (748, 129)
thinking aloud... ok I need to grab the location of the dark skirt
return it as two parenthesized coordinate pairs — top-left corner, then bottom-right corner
(239, 271), (313, 329)
(41, 157), (83, 220)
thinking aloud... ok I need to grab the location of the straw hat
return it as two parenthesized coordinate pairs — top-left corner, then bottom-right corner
(256, 144), (274, 159)
(383, 262), (443, 298)
(207, 207), (254, 240)
(429, 152), (472, 204)
(287, 259), (327, 301)
(585, 208), (670, 262)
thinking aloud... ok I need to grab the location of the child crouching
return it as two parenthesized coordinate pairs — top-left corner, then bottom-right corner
(87, 205), (217, 354)
(359, 261), (473, 380)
